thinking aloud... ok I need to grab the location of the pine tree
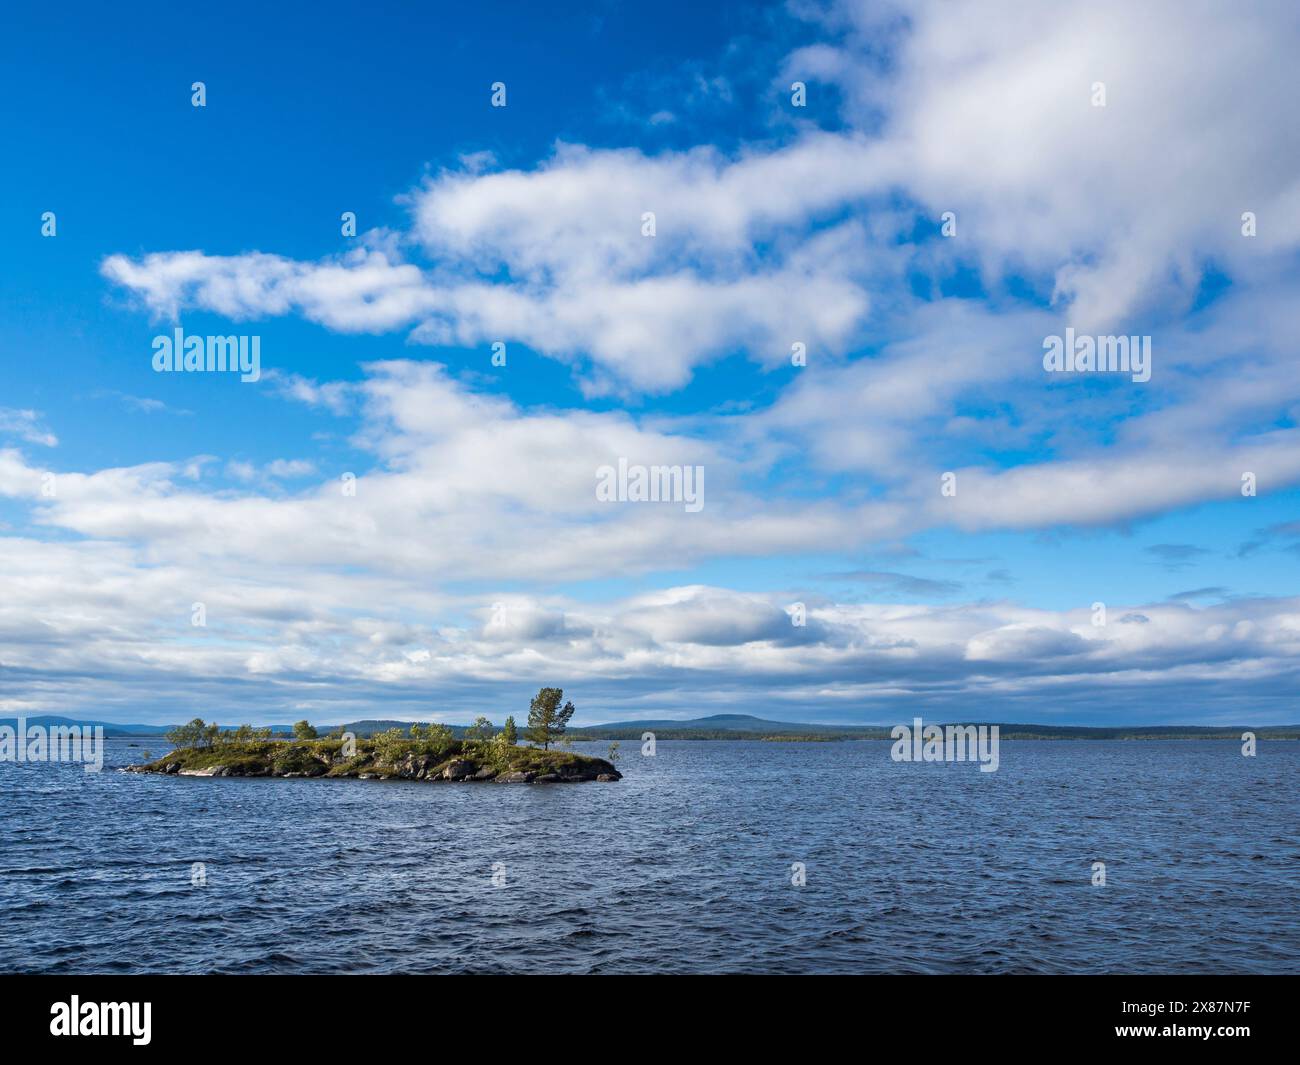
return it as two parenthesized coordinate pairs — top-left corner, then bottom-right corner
(526, 688), (575, 750)
(502, 715), (518, 745)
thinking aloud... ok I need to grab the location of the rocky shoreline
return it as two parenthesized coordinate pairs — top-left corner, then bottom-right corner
(127, 738), (621, 784)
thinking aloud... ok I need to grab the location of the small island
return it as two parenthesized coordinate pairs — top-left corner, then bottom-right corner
(129, 687), (621, 784)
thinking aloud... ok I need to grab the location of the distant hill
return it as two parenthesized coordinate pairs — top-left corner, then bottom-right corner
(0, 716), (297, 738)
(580, 713), (843, 733)
(0, 715), (175, 737)
(568, 713), (866, 738)
(0, 717), (467, 740)
(3, 713), (1296, 741)
(567, 715), (1300, 740)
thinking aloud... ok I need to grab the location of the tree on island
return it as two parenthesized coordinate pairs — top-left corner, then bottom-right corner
(465, 716), (494, 743)
(526, 688), (575, 750)
(408, 721), (455, 755)
(166, 718), (217, 749)
(501, 716), (518, 745)
(292, 720), (318, 740)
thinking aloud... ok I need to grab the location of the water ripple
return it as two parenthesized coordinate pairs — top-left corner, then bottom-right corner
(0, 738), (1296, 973)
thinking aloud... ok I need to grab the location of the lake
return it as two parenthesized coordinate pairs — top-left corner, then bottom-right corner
(0, 737), (1295, 973)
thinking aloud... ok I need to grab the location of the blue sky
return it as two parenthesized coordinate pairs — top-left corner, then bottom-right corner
(2, 0), (1299, 726)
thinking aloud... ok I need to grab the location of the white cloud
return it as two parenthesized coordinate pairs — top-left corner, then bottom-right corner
(0, 362), (900, 583)
(799, 0), (1300, 327)
(101, 134), (888, 392)
(0, 525), (1297, 723)
(101, 2), (1300, 390)
(0, 409), (57, 448)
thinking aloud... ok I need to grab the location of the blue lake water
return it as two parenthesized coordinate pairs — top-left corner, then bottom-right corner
(0, 738), (1296, 973)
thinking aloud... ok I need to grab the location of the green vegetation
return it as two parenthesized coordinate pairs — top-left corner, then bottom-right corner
(465, 716), (494, 742)
(164, 718), (217, 748)
(165, 718), (277, 747)
(407, 721), (454, 747)
(137, 709), (619, 784)
(526, 687), (575, 750)
(135, 734), (619, 783)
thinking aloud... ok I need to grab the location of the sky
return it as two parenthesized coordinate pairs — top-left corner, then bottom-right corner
(2, 0), (1299, 727)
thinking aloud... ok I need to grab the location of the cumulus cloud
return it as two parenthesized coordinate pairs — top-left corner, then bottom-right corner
(796, 0), (1300, 327)
(618, 586), (813, 646)
(101, 1), (1300, 393)
(0, 356), (1296, 723)
(1, 527), (1297, 724)
(100, 248), (439, 332)
(101, 135), (886, 392)
(93, 2), (1300, 526)
(0, 361), (906, 584)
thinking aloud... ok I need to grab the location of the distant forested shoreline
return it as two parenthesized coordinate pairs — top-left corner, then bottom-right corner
(8, 713), (1296, 742)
